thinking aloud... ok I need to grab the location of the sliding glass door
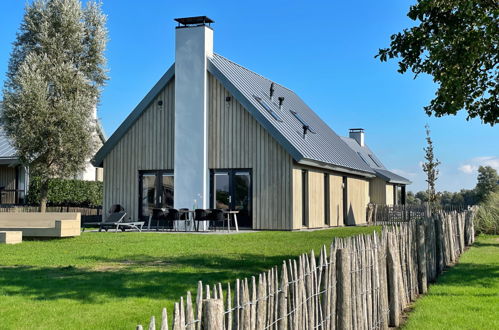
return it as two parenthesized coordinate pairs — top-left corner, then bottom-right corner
(139, 171), (173, 221)
(211, 169), (252, 228)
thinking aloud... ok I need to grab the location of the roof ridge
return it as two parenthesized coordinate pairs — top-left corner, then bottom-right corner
(212, 53), (295, 93)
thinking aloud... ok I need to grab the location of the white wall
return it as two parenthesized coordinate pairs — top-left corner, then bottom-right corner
(174, 25), (213, 209)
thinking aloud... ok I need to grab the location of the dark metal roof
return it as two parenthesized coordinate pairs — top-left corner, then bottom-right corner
(374, 168), (412, 185)
(174, 16), (214, 26)
(93, 55), (377, 176)
(341, 136), (411, 185)
(208, 54), (375, 175)
(0, 128), (17, 162)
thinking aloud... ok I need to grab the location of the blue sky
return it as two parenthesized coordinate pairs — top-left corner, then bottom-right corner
(1, 0), (497, 192)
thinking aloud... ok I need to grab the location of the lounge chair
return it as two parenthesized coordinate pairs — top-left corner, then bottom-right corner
(83, 211), (144, 232)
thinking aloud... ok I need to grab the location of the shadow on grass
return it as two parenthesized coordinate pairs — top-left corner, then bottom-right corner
(437, 262), (499, 289)
(0, 253), (295, 303)
(471, 240), (499, 248)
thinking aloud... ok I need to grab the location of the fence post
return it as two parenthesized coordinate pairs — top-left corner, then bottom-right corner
(386, 233), (400, 327)
(416, 221), (428, 294)
(202, 299), (224, 330)
(435, 214), (444, 275)
(336, 248), (352, 330)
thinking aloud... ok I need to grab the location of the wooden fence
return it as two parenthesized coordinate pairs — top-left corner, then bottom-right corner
(369, 204), (470, 225)
(0, 204), (102, 224)
(137, 209), (476, 330)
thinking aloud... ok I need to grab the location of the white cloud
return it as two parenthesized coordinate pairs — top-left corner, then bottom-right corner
(458, 164), (476, 174)
(458, 156), (499, 174)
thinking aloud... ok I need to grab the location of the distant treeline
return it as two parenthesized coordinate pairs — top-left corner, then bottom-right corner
(406, 165), (499, 207)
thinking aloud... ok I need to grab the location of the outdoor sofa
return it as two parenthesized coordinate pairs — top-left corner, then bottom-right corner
(0, 212), (81, 238)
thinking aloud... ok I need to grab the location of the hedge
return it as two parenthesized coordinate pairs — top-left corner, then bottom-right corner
(27, 177), (103, 207)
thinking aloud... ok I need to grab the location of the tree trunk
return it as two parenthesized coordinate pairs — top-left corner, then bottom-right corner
(39, 179), (49, 213)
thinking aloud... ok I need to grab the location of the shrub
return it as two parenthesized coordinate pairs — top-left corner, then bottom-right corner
(27, 177), (103, 207)
(474, 191), (499, 235)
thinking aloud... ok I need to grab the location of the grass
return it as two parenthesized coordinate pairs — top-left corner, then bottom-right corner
(403, 235), (499, 330)
(0, 226), (377, 329)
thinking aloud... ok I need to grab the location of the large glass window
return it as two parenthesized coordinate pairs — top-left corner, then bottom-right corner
(302, 170), (308, 227)
(211, 169), (252, 228)
(324, 173), (330, 226)
(139, 171), (173, 220)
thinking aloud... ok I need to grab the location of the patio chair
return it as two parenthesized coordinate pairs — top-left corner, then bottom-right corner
(208, 209), (225, 231)
(150, 208), (169, 231)
(83, 211), (144, 232)
(99, 211), (145, 232)
(194, 209), (211, 231)
(167, 208), (185, 231)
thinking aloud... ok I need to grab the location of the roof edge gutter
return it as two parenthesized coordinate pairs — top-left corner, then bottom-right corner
(298, 159), (376, 178)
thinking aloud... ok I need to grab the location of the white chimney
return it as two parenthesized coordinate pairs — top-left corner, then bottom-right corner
(349, 128), (365, 147)
(173, 17), (214, 209)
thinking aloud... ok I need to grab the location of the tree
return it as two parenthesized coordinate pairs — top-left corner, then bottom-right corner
(415, 190), (429, 203)
(451, 192), (465, 206)
(440, 191), (454, 207)
(476, 165), (499, 201)
(421, 124), (441, 207)
(406, 191), (421, 205)
(460, 188), (478, 206)
(377, 0), (499, 125)
(2, 0), (108, 211)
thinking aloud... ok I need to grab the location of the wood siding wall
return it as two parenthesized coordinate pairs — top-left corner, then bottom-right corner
(346, 177), (370, 225)
(369, 177), (387, 204)
(102, 80), (175, 220)
(292, 166), (347, 229)
(208, 74), (293, 230)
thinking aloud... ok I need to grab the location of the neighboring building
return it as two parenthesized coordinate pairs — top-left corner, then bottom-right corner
(0, 113), (106, 204)
(0, 128), (27, 204)
(341, 129), (411, 206)
(92, 17), (410, 230)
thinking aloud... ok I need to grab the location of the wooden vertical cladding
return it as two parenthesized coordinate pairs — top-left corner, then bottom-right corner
(386, 184), (394, 206)
(208, 74), (293, 230)
(102, 80), (175, 221)
(292, 165), (346, 229)
(346, 177), (370, 225)
(370, 177), (387, 205)
(307, 170), (325, 228)
(101, 72), (371, 229)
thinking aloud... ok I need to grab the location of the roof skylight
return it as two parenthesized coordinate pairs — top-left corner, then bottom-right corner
(290, 110), (315, 133)
(357, 152), (370, 165)
(368, 154), (381, 167)
(253, 95), (282, 122)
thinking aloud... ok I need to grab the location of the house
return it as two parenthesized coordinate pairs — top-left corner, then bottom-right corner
(0, 112), (106, 204)
(92, 16), (410, 230)
(341, 129), (411, 205)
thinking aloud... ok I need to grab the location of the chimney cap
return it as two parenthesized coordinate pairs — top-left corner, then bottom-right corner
(174, 16), (214, 27)
(349, 128), (365, 133)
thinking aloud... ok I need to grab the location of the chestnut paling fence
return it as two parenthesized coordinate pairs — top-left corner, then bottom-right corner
(0, 204), (102, 223)
(137, 209), (476, 330)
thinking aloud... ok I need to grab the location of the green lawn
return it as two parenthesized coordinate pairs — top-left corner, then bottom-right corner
(403, 235), (499, 330)
(0, 227), (376, 329)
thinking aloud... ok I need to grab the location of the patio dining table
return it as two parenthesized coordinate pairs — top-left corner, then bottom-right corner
(223, 210), (239, 233)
